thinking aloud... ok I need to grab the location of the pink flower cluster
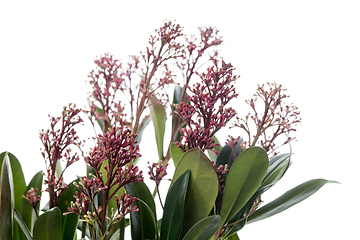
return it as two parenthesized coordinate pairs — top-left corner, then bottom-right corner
(22, 187), (41, 217)
(233, 82), (301, 157)
(66, 126), (143, 237)
(175, 60), (239, 153)
(39, 103), (83, 208)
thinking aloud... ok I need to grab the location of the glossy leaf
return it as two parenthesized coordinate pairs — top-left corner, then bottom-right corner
(225, 233), (240, 240)
(0, 154), (14, 239)
(172, 85), (186, 143)
(220, 147), (269, 225)
(125, 181), (157, 240)
(0, 152), (26, 212)
(58, 178), (80, 240)
(161, 170), (190, 240)
(224, 153), (292, 237)
(14, 209), (33, 240)
(247, 178), (339, 224)
(171, 148), (218, 236)
(182, 215), (221, 240)
(149, 95), (167, 160)
(21, 171), (43, 233)
(215, 138), (243, 170)
(33, 207), (62, 240)
(169, 142), (184, 166)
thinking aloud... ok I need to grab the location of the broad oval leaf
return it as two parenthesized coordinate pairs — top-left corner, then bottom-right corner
(149, 95), (166, 160)
(171, 148), (218, 236)
(247, 178), (339, 224)
(182, 215), (221, 240)
(21, 171), (43, 234)
(161, 170), (190, 240)
(125, 181), (157, 240)
(220, 147), (269, 225)
(33, 207), (62, 240)
(0, 154), (14, 239)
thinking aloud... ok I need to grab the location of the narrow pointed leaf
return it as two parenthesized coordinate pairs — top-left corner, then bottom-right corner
(0, 154), (14, 239)
(14, 209), (33, 240)
(170, 142), (184, 166)
(149, 95), (166, 160)
(33, 207), (62, 240)
(125, 181), (157, 240)
(21, 171), (43, 233)
(220, 147), (268, 225)
(171, 148), (218, 236)
(247, 178), (339, 224)
(136, 114), (151, 143)
(182, 215), (221, 240)
(161, 170), (190, 240)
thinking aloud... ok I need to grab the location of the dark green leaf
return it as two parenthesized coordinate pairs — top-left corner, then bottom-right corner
(220, 147), (268, 225)
(247, 179), (339, 224)
(0, 154), (14, 239)
(225, 233), (240, 240)
(149, 95), (167, 160)
(21, 171), (43, 233)
(125, 181), (157, 240)
(58, 178), (80, 240)
(169, 142), (184, 166)
(182, 215), (221, 240)
(161, 170), (190, 240)
(33, 207), (62, 240)
(14, 209), (33, 240)
(171, 148), (218, 236)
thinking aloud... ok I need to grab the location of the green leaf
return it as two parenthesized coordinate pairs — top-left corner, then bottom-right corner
(125, 181), (157, 240)
(0, 154), (14, 239)
(21, 171), (43, 233)
(14, 209), (33, 240)
(149, 95), (167, 160)
(33, 207), (62, 240)
(225, 233), (240, 240)
(0, 152), (26, 212)
(171, 148), (218, 236)
(220, 147), (269, 225)
(247, 178), (339, 224)
(161, 170), (190, 240)
(224, 153), (292, 237)
(169, 142), (184, 166)
(207, 135), (222, 162)
(215, 138), (243, 170)
(57, 178), (80, 240)
(182, 215), (221, 240)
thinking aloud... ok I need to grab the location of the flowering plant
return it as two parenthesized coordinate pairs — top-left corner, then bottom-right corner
(0, 21), (337, 240)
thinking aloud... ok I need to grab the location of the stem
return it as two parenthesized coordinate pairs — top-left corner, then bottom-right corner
(156, 183), (164, 209)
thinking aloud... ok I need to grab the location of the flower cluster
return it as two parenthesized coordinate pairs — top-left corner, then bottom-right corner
(233, 82), (301, 156)
(39, 103), (83, 208)
(175, 60), (239, 153)
(67, 126), (143, 238)
(22, 187), (41, 217)
(87, 53), (130, 132)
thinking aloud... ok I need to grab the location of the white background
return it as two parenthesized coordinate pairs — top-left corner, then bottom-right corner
(1, 1), (359, 239)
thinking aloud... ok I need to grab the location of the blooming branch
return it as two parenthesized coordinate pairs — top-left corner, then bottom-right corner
(233, 82), (301, 157)
(175, 60), (239, 153)
(39, 103), (83, 208)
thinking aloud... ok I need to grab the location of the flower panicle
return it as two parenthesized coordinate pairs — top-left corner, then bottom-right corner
(175, 60), (239, 153)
